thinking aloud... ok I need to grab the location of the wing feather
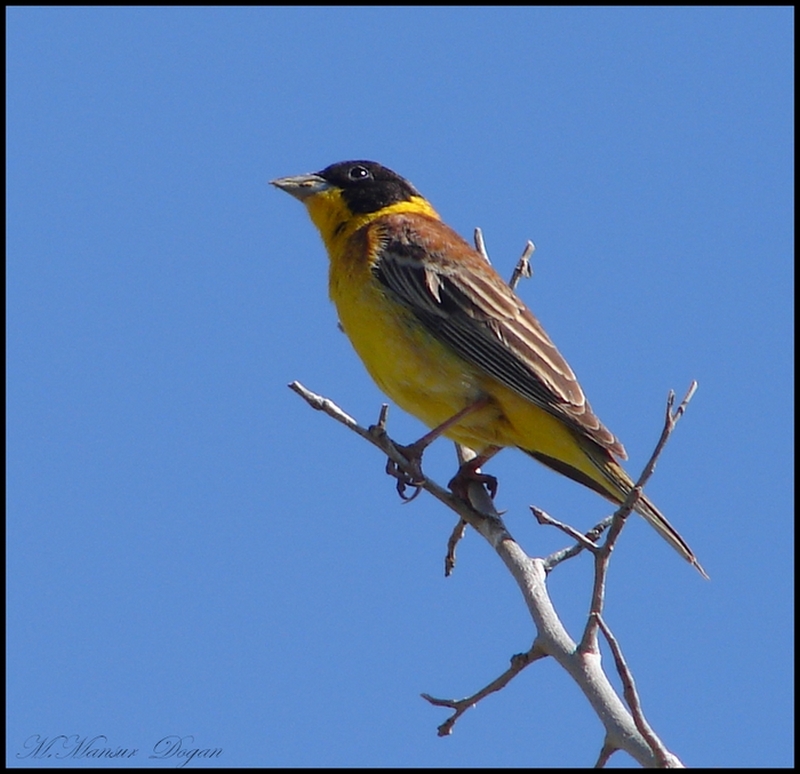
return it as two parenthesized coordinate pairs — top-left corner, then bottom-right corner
(370, 213), (626, 457)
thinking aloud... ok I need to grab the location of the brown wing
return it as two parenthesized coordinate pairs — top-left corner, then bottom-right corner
(369, 212), (626, 458)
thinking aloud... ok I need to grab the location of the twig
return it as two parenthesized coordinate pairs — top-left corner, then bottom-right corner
(289, 381), (361, 429)
(444, 519), (467, 577)
(471, 230), (535, 292)
(543, 516), (613, 572)
(421, 648), (545, 736)
(596, 614), (682, 767)
(632, 381), (698, 497)
(508, 240), (535, 291)
(580, 487), (643, 654)
(580, 381), (700, 655)
(531, 506), (601, 552)
(443, 444), (481, 575)
(473, 227), (491, 264)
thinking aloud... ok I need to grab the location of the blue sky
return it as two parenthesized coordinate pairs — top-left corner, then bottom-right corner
(7, 7), (792, 768)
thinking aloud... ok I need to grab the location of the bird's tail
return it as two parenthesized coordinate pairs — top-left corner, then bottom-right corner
(631, 490), (708, 579)
(524, 446), (708, 578)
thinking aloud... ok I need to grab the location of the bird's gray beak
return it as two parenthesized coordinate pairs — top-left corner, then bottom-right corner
(270, 173), (332, 202)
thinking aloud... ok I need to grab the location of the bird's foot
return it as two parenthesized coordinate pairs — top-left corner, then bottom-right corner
(448, 457), (498, 501)
(385, 441), (427, 502)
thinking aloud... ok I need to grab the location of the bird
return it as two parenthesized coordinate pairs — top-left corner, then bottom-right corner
(271, 160), (706, 577)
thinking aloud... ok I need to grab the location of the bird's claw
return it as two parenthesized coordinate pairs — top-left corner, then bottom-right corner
(385, 454), (424, 502)
(448, 463), (498, 501)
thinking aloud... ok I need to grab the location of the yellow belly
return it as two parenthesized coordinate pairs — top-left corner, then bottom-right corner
(328, 252), (621, 500)
(333, 272), (555, 450)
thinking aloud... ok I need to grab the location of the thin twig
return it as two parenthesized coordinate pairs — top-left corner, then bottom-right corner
(580, 381), (700, 654)
(508, 240), (535, 291)
(531, 506), (601, 552)
(543, 516), (613, 572)
(596, 614), (679, 767)
(472, 228), (534, 291)
(473, 227), (491, 264)
(445, 519), (467, 577)
(443, 444), (481, 575)
(633, 381), (698, 496)
(421, 647), (545, 736)
(289, 381), (360, 429)
(580, 488), (643, 654)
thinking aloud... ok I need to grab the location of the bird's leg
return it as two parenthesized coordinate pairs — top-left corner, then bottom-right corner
(386, 397), (490, 501)
(448, 445), (502, 501)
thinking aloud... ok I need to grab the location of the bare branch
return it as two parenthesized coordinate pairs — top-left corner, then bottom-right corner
(543, 516), (612, 572)
(289, 227), (699, 766)
(579, 487), (643, 655)
(289, 380), (360, 429)
(633, 381), (698, 496)
(579, 380), (703, 653)
(596, 614), (684, 768)
(508, 240), (535, 291)
(531, 506), (601, 553)
(289, 380), (690, 767)
(444, 444), (482, 575)
(471, 229), (534, 292)
(444, 519), (467, 577)
(422, 647), (545, 736)
(473, 227), (491, 264)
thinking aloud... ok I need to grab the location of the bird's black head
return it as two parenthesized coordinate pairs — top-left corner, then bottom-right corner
(317, 161), (422, 215)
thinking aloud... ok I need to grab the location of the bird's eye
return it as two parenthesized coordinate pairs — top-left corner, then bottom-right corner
(348, 165), (371, 181)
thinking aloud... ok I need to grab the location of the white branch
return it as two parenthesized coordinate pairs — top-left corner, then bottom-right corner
(289, 380), (688, 767)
